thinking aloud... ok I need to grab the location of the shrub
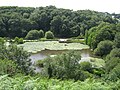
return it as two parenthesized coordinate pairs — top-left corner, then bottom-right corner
(107, 64), (120, 81)
(39, 30), (44, 38)
(43, 51), (81, 79)
(42, 51), (92, 81)
(0, 44), (33, 74)
(0, 59), (17, 76)
(80, 61), (92, 72)
(94, 40), (113, 57)
(106, 48), (120, 58)
(92, 68), (105, 77)
(45, 31), (54, 39)
(25, 30), (40, 40)
(0, 37), (5, 44)
(14, 37), (19, 43)
(14, 37), (24, 44)
(18, 38), (24, 44)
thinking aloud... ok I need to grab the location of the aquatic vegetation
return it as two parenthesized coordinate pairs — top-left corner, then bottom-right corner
(19, 41), (89, 53)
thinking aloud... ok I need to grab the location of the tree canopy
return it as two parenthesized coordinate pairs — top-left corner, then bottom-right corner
(0, 6), (118, 38)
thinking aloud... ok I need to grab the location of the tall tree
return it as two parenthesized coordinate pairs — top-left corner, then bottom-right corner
(50, 15), (63, 37)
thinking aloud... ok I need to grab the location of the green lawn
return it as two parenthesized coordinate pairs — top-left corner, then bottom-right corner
(18, 41), (89, 53)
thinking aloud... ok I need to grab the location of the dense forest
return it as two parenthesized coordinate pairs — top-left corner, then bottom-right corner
(0, 6), (118, 38)
(0, 6), (120, 89)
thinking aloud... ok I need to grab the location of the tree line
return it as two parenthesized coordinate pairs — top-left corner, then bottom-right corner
(0, 6), (118, 38)
(85, 21), (120, 81)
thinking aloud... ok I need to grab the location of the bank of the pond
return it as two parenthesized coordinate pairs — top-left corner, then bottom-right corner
(30, 49), (105, 73)
(19, 41), (104, 72)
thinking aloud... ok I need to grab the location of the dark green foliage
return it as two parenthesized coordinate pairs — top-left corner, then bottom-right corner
(85, 30), (88, 44)
(92, 68), (105, 77)
(18, 38), (24, 44)
(0, 59), (17, 76)
(42, 51), (92, 81)
(80, 61), (92, 72)
(61, 24), (70, 37)
(45, 31), (54, 39)
(0, 37), (5, 44)
(114, 33), (120, 48)
(23, 13), (30, 19)
(50, 15), (63, 37)
(14, 37), (19, 43)
(106, 57), (120, 73)
(0, 6), (118, 38)
(86, 23), (116, 49)
(0, 6), (35, 14)
(107, 48), (120, 58)
(0, 5), (120, 84)
(0, 44), (33, 74)
(43, 51), (81, 80)
(105, 48), (120, 81)
(39, 30), (44, 38)
(25, 30), (40, 40)
(0, 74), (120, 90)
(14, 37), (24, 44)
(36, 59), (44, 67)
(94, 40), (113, 56)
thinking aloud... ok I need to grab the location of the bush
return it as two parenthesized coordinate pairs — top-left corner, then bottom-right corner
(43, 51), (81, 80)
(14, 37), (19, 43)
(0, 59), (17, 76)
(39, 30), (44, 38)
(107, 64), (120, 81)
(42, 51), (93, 81)
(106, 48), (120, 58)
(92, 68), (105, 77)
(0, 37), (5, 44)
(80, 61), (92, 72)
(25, 30), (40, 40)
(14, 37), (24, 44)
(0, 44), (33, 74)
(106, 57), (120, 73)
(18, 38), (24, 44)
(45, 31), (54, 39)
(94, 40), (113, 57)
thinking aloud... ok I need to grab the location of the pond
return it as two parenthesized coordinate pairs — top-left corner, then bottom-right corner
(30, 49), (93, 72)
